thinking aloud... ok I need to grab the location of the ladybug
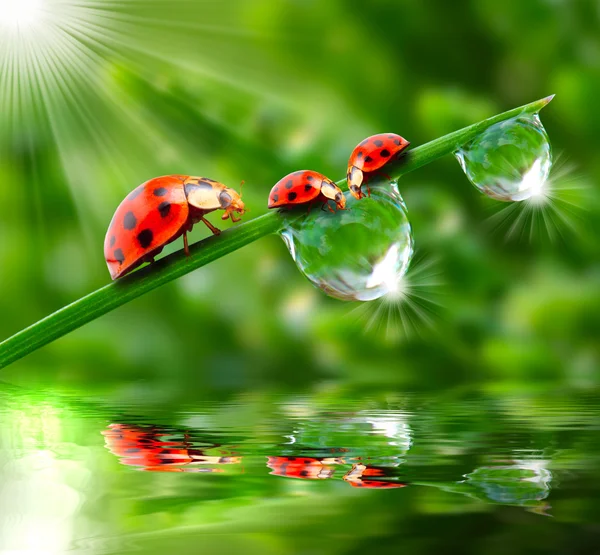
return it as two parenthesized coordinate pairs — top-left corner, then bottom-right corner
(102, 424), (193, 469)
(267, 456), (337, 480)
(102, 424), (241, 473)
(267, 170), (346, 213)
(342, 463), (407, 489)
(104, 175), (245, 279)
(347, 133), (410, 199)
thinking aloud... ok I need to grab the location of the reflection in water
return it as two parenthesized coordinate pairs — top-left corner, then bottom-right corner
(267, 456), (338, 480)
(3, 383), (600, 553)
(343, 463), (408, 489)
(102, 424), (241, 473)
(463, 458), (552, 505)
(104, 423), (408, 488)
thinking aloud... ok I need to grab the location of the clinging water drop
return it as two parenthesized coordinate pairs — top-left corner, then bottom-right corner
(455, 113), (552, 202)
(279, 182), (413, 302)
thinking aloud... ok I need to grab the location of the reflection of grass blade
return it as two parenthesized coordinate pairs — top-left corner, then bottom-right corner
(0, 96), (554, 369)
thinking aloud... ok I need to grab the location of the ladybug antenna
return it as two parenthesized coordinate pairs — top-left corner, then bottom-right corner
(239, 180), (250, 212)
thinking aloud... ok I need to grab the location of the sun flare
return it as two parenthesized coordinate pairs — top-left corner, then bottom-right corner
(0, 0), (44, 29)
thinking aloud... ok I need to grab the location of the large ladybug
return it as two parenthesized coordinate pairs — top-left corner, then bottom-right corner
(102, 424), (241, 473)
(104, 175), (245, 279)
(347, 133), (410, 200)
(267, 170), (346, 212)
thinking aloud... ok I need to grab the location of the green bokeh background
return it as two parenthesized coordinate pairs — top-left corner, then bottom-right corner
(1, 2), (600, 552)
(2, 0), (597, 395)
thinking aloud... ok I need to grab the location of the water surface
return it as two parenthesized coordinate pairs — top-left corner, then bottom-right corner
(1, 382), (599, 554)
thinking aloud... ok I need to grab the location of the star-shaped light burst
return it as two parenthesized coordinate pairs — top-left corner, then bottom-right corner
(350, 253), (445, 342)
(485, 156), (588, 243)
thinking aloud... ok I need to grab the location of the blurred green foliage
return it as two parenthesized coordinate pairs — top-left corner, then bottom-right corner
(0, 0), (599, 399)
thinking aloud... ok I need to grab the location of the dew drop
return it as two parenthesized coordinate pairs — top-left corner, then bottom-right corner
(455, 113), (552, 202)
(280, 183), (413, 301)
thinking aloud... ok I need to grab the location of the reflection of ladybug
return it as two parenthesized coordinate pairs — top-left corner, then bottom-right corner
(102, 424), (240, 473)
(267, 456), (341, 480)
(343, 464), (407, 489)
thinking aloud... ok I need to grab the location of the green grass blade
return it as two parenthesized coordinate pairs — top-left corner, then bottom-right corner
(0, 95), (553, 369)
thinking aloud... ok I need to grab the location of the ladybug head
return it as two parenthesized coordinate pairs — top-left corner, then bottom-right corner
(321, 179), (347, 210)
(220, 186), (246, 223)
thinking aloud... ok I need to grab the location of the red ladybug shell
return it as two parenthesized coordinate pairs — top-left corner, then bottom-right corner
(105, 175), (244, 280)
(102, 424), (241, 473)
(267, 170), (345, 210)
(347, 133), (410, 199)
(102, 424), (193, 468)
(267, 456), (335, 480)
(104, 175), (191, 279)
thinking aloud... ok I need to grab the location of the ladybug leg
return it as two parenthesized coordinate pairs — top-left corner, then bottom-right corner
(201, 216), (221, 236)
(183, 232), (190, 256)
(327, 203), (336, 214)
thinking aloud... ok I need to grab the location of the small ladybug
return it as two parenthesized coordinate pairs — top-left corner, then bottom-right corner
(267, 170), (346, 213)
(104, 175), (245, 279)
(347, 133), (410, 199)
(267, 456), (337, 480)
(342, 463), (407, 489)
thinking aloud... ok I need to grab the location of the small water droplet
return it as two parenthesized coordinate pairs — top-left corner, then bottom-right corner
(455, 113), (552, 201)
(280, 183), (413, 301)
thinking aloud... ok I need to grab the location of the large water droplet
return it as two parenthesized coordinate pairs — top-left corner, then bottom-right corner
(280, 183), (413, 301)
(455, 113), (552, 201)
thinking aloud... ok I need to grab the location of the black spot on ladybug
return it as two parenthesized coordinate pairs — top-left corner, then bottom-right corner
(113, 248), (125, 263)
(287, 457), (297, 461)
(125, 448), (141, 454)
(123, 211), (137, 230)
(357, 151), (363, 159)
(380, 149), (391, 158)
(394, 139), (401, 146)
(153, 187), (168, 197)
(272, 194), (279, 203)
(373, 139), (384, 147)
(305, 184), (312, 191)
(285, 180), (294, 190)
(306, 175), (314, 182)
(273, 186), (279, 192)
(365, 156), (373, 163)
(359, 139), (369, 146)
(388, 134), (395, 139)
(109, 235), (116, 247)
(299, 470), (309, 477)
(127, 186), (144, 200)
(137, 229), (154, 249)
(158, 201), (171, 218)
(288, 192), (297, 201)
